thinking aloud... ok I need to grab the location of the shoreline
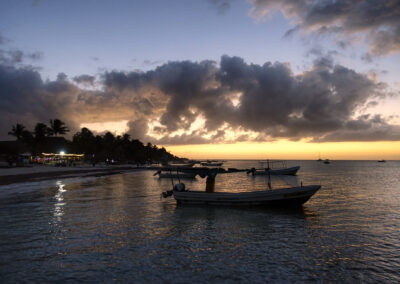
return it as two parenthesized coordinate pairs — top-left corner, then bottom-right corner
(0, 166), (151, 186)
(0, 164), (246, 186)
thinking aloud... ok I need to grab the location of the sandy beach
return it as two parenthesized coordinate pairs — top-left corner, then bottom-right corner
(0, 164), (145, 186)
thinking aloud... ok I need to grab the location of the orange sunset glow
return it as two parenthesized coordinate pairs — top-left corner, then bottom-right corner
(165, 141), (400, 160)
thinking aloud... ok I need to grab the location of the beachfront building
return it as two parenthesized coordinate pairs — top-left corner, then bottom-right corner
(31, 152), (84, 166)
(0, 138), (85, 167)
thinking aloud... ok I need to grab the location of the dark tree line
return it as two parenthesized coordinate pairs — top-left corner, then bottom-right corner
(8, 119), (69, 142)
(7, 120), (180, 163)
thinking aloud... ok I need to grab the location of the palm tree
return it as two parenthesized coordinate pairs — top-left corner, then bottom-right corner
(49, 119), (69, 136)
(8, 123), (26, 140)
(122, 133), (131, 142)
(34, 123), (50, 140)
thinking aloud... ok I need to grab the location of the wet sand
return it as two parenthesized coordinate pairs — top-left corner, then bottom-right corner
(0, 166), (144, 186)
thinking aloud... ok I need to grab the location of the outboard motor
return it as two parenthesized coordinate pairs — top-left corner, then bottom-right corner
(162, 190), (173, 198)
(246, 168), (256, 175)
(162, 183), (186, 199)
(173, 183), (186, 192)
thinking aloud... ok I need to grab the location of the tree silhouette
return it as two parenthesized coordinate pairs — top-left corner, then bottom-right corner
(8, 123), (26, 140)
(49, 119), (69, 136)
(72, 127), (96, 155)
(6, 120), (182, 164)
(34, 123), (50, 140)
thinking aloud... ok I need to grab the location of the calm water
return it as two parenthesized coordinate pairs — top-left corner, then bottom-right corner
(1, 160), (399, 283)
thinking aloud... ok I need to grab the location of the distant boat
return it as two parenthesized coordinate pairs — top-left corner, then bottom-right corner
(377, 160), (386, 163)
(200, 161), (223, 167)
(247, 166), (300, 176)
(317, 152), (323, 161)
(162, 169), (320, 206)
(164, 162), (196, 168)
(323, 159), (330, 164)
(154, 170), (196, 179)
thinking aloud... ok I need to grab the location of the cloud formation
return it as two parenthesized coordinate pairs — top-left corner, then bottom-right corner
(1, 55), (399, 144)
(249, 0), (400, 56)
(73, 74), (96, 86)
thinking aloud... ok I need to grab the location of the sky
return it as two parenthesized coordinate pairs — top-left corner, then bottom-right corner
(1, 0), (400, 159)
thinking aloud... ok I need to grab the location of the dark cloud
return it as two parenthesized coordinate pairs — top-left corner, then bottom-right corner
(249, 0), (400, 56)
(73, 74), (96, 85)
(208, 0), (234, 14)
(315, 115), (400, 142)
(0, 55), (398, 144)
(361, 52), (373, 63)
(153, 131), (210, 145)
(127, 118), (149, 142)
(26, 51), (43, 60)
(0, 48), (43, 65)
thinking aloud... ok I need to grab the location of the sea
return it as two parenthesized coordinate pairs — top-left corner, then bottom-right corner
(0, 160), (399, 283)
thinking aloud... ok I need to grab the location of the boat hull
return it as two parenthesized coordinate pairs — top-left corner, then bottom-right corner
(251, 166), (300, 176)
(158, 173), (197, 179)
(173, 185), (320, 206)
(200, 162), (223, 167)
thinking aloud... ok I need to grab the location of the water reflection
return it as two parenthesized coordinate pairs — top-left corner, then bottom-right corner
(53, 180), (66, 222)
(0, 161), (400, 283)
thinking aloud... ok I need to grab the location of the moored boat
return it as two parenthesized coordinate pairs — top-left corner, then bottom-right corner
(166, 162), (196, 168)
(247, 166), (300, 176)
(171, 185), (320, 206)
(200, 161), (224, 167)
(154, 170), (197, 179)
(247, 160), (300, 176)
(162, 168), (320, 207)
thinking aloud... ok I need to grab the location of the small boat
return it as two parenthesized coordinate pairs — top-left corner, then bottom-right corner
(200, 161), (223, 167)
(162, 169), (321, 207)
(247, 160), (300, 176)
(323, 159), (330, 164)
(247, 166), (300, 176)
(377, 159), (386, 163)
(166, 162), (196, 168)
(170, 184), (321, 206)
(154, 170), (196, 179)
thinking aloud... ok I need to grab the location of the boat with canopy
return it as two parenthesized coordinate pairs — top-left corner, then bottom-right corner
(161, 167), (320, 207)
(247, 160), (300, 176)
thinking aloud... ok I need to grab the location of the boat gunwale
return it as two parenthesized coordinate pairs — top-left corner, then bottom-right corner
(173, 185), (320, 198)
